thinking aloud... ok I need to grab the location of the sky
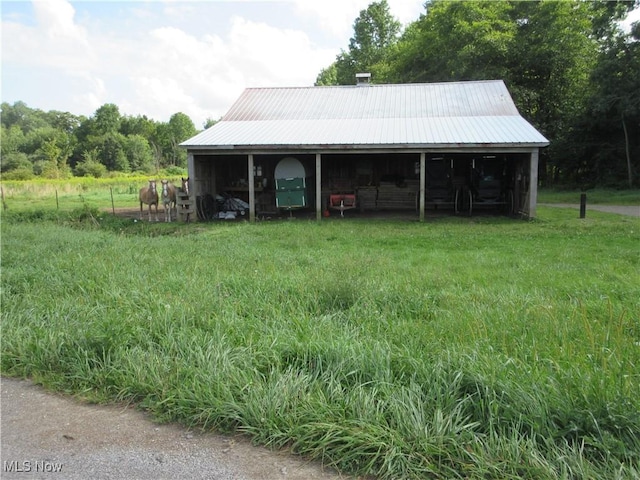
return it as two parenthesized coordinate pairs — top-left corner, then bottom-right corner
(1, 0), (427, 128)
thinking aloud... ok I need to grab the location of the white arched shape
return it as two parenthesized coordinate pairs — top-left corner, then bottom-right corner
(275, 157), (305, 179)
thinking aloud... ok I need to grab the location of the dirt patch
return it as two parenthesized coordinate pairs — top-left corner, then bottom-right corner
(108, 207), (143, 219)
(1, 377), (347, 480)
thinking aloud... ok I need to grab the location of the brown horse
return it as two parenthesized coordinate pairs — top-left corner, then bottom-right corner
(160, 179), (177, 222)
(139, 180), (159, 221)
(181, 177), (190, 196)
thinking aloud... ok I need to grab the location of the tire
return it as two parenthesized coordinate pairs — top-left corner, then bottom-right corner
(197, 194), (216, 220)
(506, 190), (514, 216)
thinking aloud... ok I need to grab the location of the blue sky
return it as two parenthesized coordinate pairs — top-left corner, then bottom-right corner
(1, 0), (426, 128)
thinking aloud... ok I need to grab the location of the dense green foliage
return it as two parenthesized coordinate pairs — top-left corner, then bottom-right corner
(2, 208), (639, 479)
(0, 101), (199, 180)
(317, 0), (640, 188)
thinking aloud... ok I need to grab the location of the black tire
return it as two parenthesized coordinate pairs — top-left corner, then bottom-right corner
(197, 194), (216, 220)
(506, 190), (514, 216)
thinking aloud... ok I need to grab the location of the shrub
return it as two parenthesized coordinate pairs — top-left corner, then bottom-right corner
(1, 167), (35, 181)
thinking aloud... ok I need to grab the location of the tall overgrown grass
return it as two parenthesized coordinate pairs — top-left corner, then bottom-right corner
(1, 207), (639, 479)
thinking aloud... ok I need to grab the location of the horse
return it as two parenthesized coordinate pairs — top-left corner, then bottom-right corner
(179, 177), (191, 222)
(139, 180), (159, 222)
(160, 179), (177, 222)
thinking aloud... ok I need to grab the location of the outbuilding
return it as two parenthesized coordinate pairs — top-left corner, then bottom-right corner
(180, 78), (549, 221)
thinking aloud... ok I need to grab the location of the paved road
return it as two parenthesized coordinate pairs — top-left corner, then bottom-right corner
(539, 203), (639, 217)
(1, 377), (346, 480)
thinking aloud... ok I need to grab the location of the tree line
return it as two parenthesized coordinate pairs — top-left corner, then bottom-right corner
(0, 102), (211, 180)
(316, 0), (640, 188)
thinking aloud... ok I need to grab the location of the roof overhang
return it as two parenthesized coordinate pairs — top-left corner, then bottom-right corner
(184, 144), (546, 157)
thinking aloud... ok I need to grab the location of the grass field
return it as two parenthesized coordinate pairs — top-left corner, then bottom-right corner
(1, 193), (639, 478)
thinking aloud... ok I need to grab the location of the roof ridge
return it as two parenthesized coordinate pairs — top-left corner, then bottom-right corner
(243, 79), (504, 92)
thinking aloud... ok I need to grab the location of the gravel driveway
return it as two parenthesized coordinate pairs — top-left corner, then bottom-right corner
(1, 377), (346, 480)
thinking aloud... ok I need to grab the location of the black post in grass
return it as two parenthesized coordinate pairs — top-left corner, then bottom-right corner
(580, 193), (587, 219)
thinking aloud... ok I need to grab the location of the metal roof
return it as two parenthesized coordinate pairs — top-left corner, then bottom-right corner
(182, 80), (549, 150)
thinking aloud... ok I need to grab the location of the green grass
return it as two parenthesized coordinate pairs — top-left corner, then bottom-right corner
(538, 188), (640, 205)
(1, 206), (639, 479)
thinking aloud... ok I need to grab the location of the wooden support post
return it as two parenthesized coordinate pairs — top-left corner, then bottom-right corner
(248, 154), (255, 222)
(419, 152), (426, 222)
(527, 149), (539, 219)
(316, 153), (322, 221)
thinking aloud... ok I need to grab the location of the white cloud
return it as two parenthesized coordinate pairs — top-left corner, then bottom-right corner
(1, 0), (423, 128)
(116, 16), (335, 126)
(34, 0), (86, 41)
(227, 16), (335, 86)
(3, 0), (94, 68)
(292, 0), (424, 40)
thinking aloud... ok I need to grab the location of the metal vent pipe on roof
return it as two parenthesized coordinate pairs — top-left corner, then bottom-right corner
(356, 72), (371, 86)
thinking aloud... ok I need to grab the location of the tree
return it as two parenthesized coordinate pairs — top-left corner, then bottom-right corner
(571, 14), (640, 186)
(39, 137), (72, 179)
(203, 117), (219, 129)
(0, 124), (25, 159)
(0, 101), (49, 133)
(74, 148), (107, 178)
(97, 132), (129, 172)
(158, 112), (197, 167)
(509, 1), (599, 184)
(93, 103), (121, 136)
(43, 110), (82, 134)
(315, 63), (338, 86)
(0, 151), (32, 175)
(350, 0), (400, 59)
(120, 114), (158, 139)
(392, 1), (515, 83)
(124, 134), (155, 173)
(323, 0), (401, 85)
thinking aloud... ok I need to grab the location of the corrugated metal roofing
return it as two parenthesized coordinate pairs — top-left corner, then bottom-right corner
(182, 80), (549, 149)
